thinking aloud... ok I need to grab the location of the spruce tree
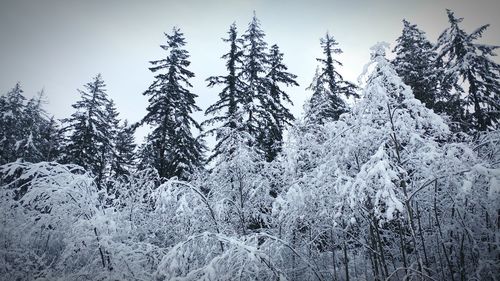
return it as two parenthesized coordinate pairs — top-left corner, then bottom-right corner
(305, 32), (357, 124)
(0, 83), (38, 164)
(392, 20), (440, 110)
(204, 23), (246, 162)
(261, 44), (298, 161)
(206, 17), (296, 163)
(111, 120), (136, 178)
(38, 116), (64, 162)
(1, 85), (63, 164)
(63, 74), (114, 189)
(136, 134), (157, 171)
(21, 91), (49, 162)
(241, 13), (270, 146)
(140, 27), (204, 180)
(435, 10), (500, 132)
(0, 83), (26, 164)
(101, 98), (120, 184)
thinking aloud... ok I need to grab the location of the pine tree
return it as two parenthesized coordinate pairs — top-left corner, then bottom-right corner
(63, 74), (114, 189)
(392, 19), (440, 110)
(305, 32), (358, 124)
(204, 23), (246, 162)
(435, 9), (500, 132)
(101, 98), (120, 185)
(21, 90), (49, 162)
(304, 67), (328, 125)
(111, 120), (136, 178)
(241, 13), (270, 146)
(136, 134), (157, 171)
(38, 116), (64, 162)
(140, 27), (204, 180)
(261, 44), (298, 161)
(1, 85), (63, 164)
(0, 83), (26, 164)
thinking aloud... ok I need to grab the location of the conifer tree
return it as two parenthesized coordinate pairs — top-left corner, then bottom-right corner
(21, 91), (50, 162)
(392, 20), (440, 110)
(204, 23), (246, 162)
(1, 85), (63, 164)
(136, 134), (157, 171)
(111, 120), (136, 178)
(206, 17), (296, 163)
(63, 74), (114, 189)
(100, 98), (120, 184)
(38, 116), (64, 162)
(435, 10), (500, 132)
(0, 83), (26, 164)
(140, 27), (204, 180)
(261, 44), (298, 161)
(241, 13), (270, 145)
(305, 32), (357, 124)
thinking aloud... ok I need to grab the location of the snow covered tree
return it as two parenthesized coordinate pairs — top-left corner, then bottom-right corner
(139, 27), (204, 180)
(241, 13), (270, 148)
(260, 44), (298, 162)
(393, 19), (441, 111)
(0, 162), (102, 280)
(38, 116), (64, 162)
(19, 92), (46, 162)
(204, 23), (246, 162)
(275, 42), (499, 280)
(62, 74), (114, 189)
(0, 85), (61, 164)
(110, 120), (136, 178)
(305, 32), (358, 124)
(435, 9), (500, 133)
(0, 83), (27, 164)
(206, 18), (296, 163)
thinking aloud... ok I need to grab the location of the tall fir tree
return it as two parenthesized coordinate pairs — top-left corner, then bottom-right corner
(392, 19), (441, 110)
(21, 90), (50, 162)
(435, 9), (500, 133)
(204, 23), (246, 162)
(102, 98), (120, 183)
(0, 83), (26, 164)
(261, 44), (298, 161)
(305, 32), (358, 124)
(63, 74), (114, 189)
(241, 13), (270, 147)
(140, 27), (204, 180)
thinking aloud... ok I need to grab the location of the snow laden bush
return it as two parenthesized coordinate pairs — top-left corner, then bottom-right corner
(1, 42), (498, 281)
(153, 129), (282, 280)
(0, 163), (169, 281)
(274, 42), (499, 280)
(0, 162), (98, 280)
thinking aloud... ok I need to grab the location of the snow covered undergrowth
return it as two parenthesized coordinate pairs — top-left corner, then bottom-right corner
(1, 43), (499, 281)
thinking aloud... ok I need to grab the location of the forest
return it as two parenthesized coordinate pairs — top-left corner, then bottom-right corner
(0, 9), (499, 281)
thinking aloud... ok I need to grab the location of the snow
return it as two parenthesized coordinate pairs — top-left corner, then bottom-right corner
(1, 36), (498, 281)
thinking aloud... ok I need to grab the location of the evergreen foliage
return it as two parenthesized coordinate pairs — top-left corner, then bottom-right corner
(139, 27), (204, 180)
(62, 74), (115, 189)
(435, 9), (500, 132)
(1, 11), (500, 281)
(0, 84), (62, 165)
(393, 19), (441, 111)
(204, 23), (247, 162)
(305, 32), (358, 124)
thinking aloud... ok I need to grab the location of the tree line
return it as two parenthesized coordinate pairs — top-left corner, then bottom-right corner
(0, 10), (499, 281)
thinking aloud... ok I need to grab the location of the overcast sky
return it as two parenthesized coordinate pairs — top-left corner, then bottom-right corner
(1, 0), (499, 139)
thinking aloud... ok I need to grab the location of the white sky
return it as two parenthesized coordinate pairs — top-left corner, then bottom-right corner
(1, 0), (499, 141)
